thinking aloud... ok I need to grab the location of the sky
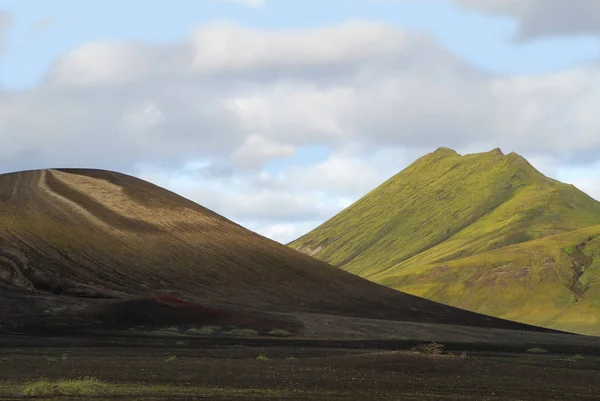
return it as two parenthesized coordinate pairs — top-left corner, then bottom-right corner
(1, 0), (600, 243)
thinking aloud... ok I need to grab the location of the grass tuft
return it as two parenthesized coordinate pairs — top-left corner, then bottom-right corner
(267, 329), (291, 337)
(22, 377), (108, 397)
(227, 328), (258, 337)
(526, 347), (548, 354)
(188, 325), (221, 335)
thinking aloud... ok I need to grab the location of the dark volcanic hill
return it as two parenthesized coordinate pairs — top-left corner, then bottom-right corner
(0, 168), (554, 335)
(290, 148), (600, 335)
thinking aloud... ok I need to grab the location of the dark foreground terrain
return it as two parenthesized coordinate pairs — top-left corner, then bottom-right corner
(2, 334), (600, 400)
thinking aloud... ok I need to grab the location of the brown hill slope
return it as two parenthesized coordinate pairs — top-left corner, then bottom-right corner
(0, 168), (553, 334)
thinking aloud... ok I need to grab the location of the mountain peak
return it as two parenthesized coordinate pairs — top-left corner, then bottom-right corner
(429, 147), (510, 161)
(490, 147), (504, 156)
(432, 147), (460, 156)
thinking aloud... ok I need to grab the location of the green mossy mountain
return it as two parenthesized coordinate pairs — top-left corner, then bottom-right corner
(289, 148), (600, 335)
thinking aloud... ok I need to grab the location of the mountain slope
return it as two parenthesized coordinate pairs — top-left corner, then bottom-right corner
(374, 225), (600, 336)
(289, 148), (600, 335)
(0, 168), (549, 335)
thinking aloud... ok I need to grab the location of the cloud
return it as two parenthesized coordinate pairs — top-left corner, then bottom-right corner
(46, 41), (187, 86)
(252, 148), (409, 195)
(2, 19), (600, 241)
(0, 12), (10, 57)
(570, 177), (600, 201)
(48, 20), (424, 87)
(120, 103), (166, 133)
(189, 20), (422, 73)
(2, 21), (445, 173)
(252, 222), (322, 244)
(454, 0), (600, 40)
(5, 20), (600, 166)
(231, 135), (295, 169)
(137, 166), (340, 224)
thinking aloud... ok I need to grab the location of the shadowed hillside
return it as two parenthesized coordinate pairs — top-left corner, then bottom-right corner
(290, 148), (600, 335)
(0, 168), (551, 335)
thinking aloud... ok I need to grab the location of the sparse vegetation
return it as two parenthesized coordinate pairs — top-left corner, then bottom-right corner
(14, 379), (316, 398)
(412, 342), (446, 355)
(166, 355), (177, 361)
(3, 337), (600, 400)
(526, 347), (548, 354)
(267, 329), (291, 337)
(573, 354), (585, 361)
(388, 334), (406, 340)
(190, 325), (221, 335)
(227, 328), (259, 337)
(22, 377), (108, 397)
(173, 325), (215, 335)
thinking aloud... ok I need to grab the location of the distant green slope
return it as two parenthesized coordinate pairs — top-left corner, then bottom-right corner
(289, 148), (600, 334)
(375, 225), (600, 336)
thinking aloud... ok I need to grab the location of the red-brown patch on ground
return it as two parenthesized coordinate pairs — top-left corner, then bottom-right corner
(75, 295), (299, 334)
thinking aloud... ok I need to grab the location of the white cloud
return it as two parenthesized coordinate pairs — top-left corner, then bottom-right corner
(251, 222), (321, 244)
(525, 155), (560, 180)
(224, 84), (352, 144)
(46, 41), (187, 87)
(189, 20), (419, 73)
(137, 167), (340, 224)
(120, 103), (166, 133)
(0, 12), (10, 58)
(3, 19), (600, 241)
(570, 177), (600, 201)
(48, 42), (142, 86)
(253, 148), (408, 195)
(454, 0), (600, 40)
(231, 135), (294, 169)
